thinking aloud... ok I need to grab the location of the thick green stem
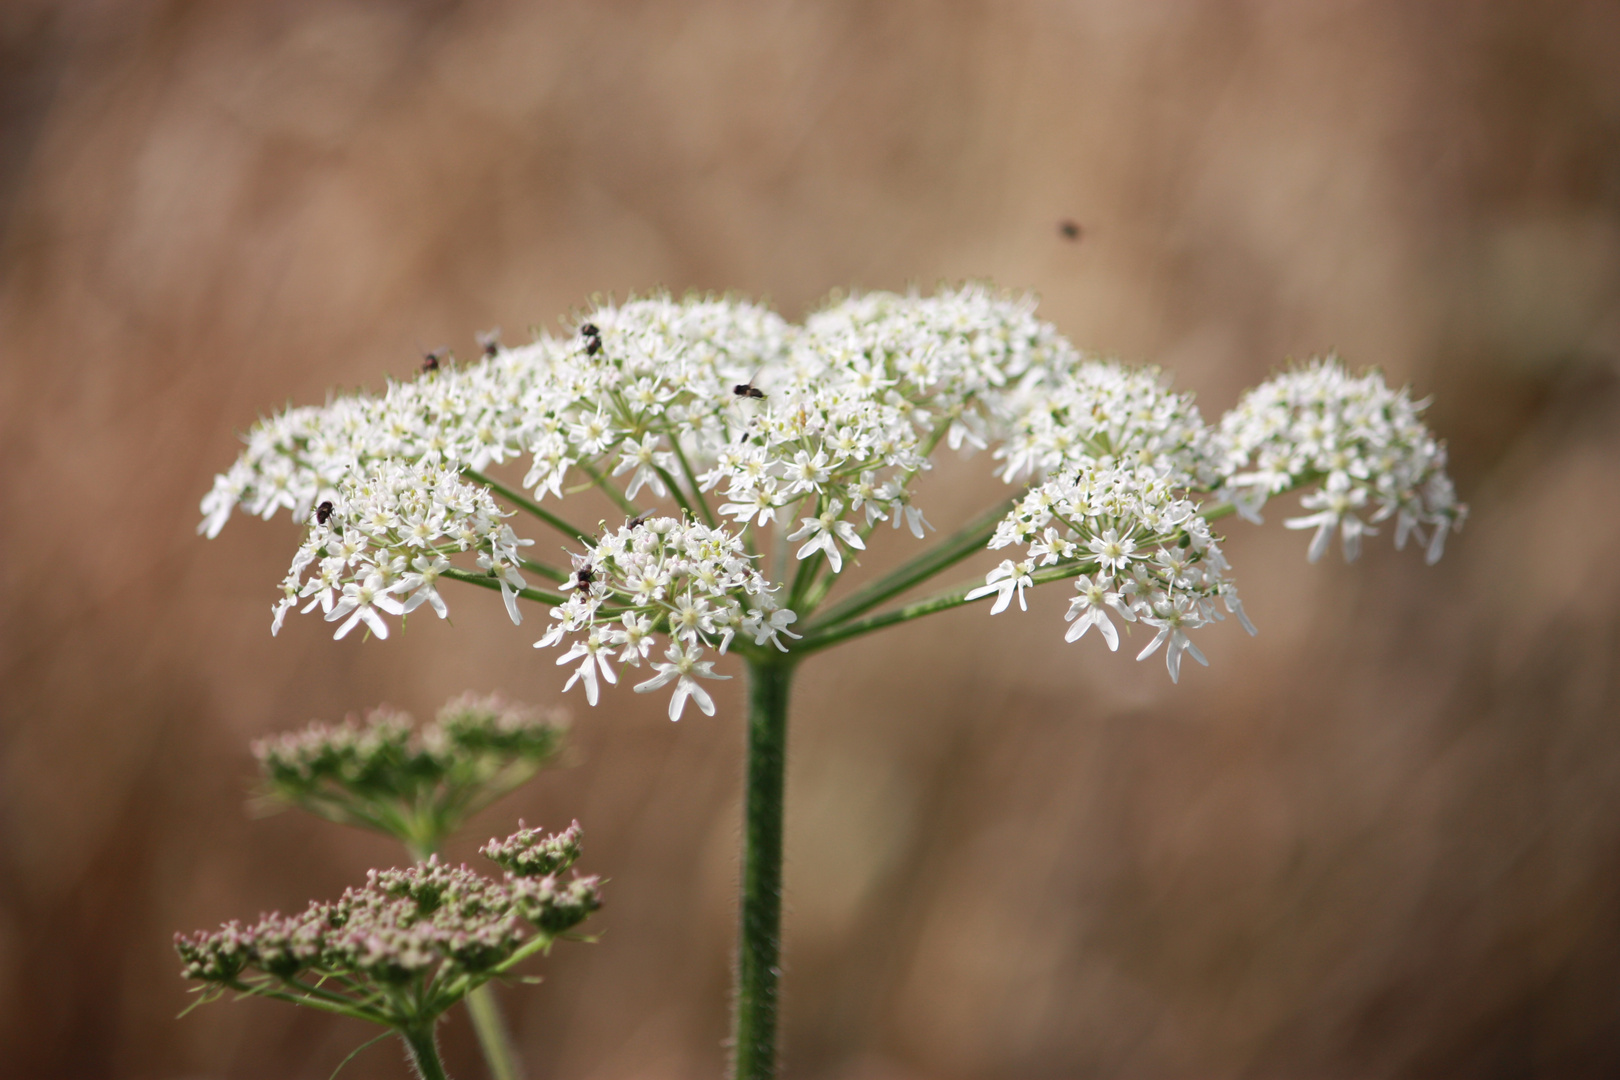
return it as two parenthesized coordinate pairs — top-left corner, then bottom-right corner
(401, 1024), (452, 1080)
(734, 659), (795, 1080)
(465, 986), (523, 1080)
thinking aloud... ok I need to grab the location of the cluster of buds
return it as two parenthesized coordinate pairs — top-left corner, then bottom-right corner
(176, 824), (600, 1029)
(253, 693), (566, 855)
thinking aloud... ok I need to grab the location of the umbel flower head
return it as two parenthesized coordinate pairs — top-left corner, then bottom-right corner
(202, 286), (1465, 698)
(176, 824), (600, 1030)
(254, 693), (566, 855)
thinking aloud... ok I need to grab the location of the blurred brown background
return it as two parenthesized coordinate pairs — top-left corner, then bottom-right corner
(3, 2), (1620, 1077)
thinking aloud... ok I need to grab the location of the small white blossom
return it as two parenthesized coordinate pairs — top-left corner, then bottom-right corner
(1135, 596), (1209, 683)
(269, 459), (526, 641)
(611, 433), (676, 500)
(1064, 573), (1135, 650)
(327, 572), (406, 641)
(1284, 473), (1375, 563)
(633, 643), (731, 721)
(965, 559), (1035, 614)
(787, 500), (866, 573)
(554, 629), (617, 706)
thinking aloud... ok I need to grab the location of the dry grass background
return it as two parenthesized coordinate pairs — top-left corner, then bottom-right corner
(2, 2), (1619, 1077)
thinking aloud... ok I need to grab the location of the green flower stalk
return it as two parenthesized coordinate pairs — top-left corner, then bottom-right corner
(201, 286), (1464, 1078)
(176, 827), (601, 1080)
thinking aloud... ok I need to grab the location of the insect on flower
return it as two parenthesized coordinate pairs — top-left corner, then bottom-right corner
(580, 322), (602, 356)
(477, 327), (502, 357)
(733, 364), (767, 399)
(315, 500), (334, 524)
(421, 348), (449, 373)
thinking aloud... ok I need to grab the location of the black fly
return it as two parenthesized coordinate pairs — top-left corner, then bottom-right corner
(581, 322), (602, 356)
(476, 328), (501, 357)
(316, 501), (335, 524)
(422, 348), (449, 373)
(732, 364), (767, 399)
(1058, 219), (1083, 241)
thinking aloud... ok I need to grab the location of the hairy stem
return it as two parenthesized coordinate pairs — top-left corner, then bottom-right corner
(401, 1024), (452, 1080)
(734, 658), (795, 1080)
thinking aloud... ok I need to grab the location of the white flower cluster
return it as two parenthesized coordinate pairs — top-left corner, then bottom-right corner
(1217, 357), (1466, 563)
(198, 297), (792, 540)
(272, 458), (530, 639)
(697, 286), (1080, 562)
(534, 515), (791, 719)
(203, 286), (1463, 699)
(995, 361), (1220, 486)
(201, 287), (1074, 563)
(977, 461), (1253, 682)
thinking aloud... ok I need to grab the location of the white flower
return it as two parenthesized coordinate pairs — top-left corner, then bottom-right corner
(556, 630), (617, 706)
(398, 555), (451, 619)
(786, 499), (865, 573)
(966, 559), (1035, 614)
(611, 433), (675, 500)
(1064, 573), (1135, 650)
(1219, 357), (1463, 563)
(1086, 529), (1138, 574)
(719, 480), (782, 527)
(204, 289), (1459, 697)
(784, 450), (831, 496)
(743, 607), (800, 652)
(633, 643), (731, 721)
(1284, 474), (1374, 563)
(608, 612), (656, 664)
(1135, 597), (1208, 683)
(877, 480), (933, 538)
(326, 572), (405, 640)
